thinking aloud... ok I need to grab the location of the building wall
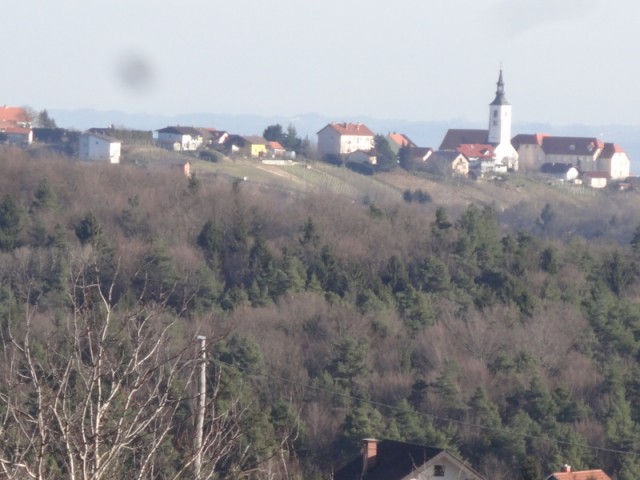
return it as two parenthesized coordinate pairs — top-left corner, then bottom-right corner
(516, 144), (546, 172)
(488, 104), (512, 146)
(317, 129), (341, 156)
(600, 152), (630, 179)
(339, 134), (374, 155)
(546, 152), (599, 172)
(79, 135), (121, 163)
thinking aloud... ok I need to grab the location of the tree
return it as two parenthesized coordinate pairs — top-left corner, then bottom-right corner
(34, 109), (57, 128)
(0, 261), (253, 480)
(263, 124), (285, 144)
(374, 135), (397, 172)
(0, 194), (23, 251)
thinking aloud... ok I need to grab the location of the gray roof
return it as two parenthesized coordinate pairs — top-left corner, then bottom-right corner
(157, 126), (202, 136)
(439, 129), (488, 150)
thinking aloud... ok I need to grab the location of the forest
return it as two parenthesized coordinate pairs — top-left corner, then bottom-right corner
(1, 146), (640, 479)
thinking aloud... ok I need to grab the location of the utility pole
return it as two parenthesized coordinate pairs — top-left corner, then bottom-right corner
(195, 335), (206, 480)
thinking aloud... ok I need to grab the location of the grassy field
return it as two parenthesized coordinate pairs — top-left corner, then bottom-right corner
(127, 146), (621, 215)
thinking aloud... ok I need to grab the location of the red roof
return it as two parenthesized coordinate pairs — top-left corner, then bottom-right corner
(0, 106), (30, 125)
(268, 141), (284, 150)
(457, 143), (495, 158)
(548, 469), (611, 480)
(319, 122), (375, 137)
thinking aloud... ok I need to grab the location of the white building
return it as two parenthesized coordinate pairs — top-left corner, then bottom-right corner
(317, 122), (375, 157)
(78, 132), (121, 164)
(156, 126), (203, 151)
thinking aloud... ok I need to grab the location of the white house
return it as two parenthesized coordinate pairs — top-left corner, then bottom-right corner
(317, 122), (375, 157)
(156, 126), (203, 151)
(78, 132), (121, 164)
(598, 143), (630, 179)
(345, 149), (377, 165)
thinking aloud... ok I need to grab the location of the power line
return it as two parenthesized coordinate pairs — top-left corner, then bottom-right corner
(210, 357), (640, 458)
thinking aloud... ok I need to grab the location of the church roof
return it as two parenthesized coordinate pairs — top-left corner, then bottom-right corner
(541, 136), (603, 156)
(490, 69), (510, 106)
(439, 129), (488, 150)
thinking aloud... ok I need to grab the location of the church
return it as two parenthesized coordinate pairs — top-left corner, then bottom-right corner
(438, 70), (631, 180)
(439, 70), (519, 172)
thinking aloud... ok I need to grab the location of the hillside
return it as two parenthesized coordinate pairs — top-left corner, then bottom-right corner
(1, 146), (640, 479)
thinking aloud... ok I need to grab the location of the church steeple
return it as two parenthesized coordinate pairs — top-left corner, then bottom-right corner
(490, 69), (510, 106)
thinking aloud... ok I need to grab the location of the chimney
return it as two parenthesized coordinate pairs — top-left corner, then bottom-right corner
(362, 438), (378, 474)
(561, 465), (571, 473)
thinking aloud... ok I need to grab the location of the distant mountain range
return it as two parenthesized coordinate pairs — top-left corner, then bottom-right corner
(50, 109), (640, 174)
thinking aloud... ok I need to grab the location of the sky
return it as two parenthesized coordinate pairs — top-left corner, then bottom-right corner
(3, 0), (639, 127)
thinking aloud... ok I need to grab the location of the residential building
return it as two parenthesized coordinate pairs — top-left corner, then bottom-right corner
(333, 439), (486, 480)
(78, 132), (121, 164)
(540, 163), (579, 181)
(386, 132), (416, 154)
(582, 171), (608, 189)
(0, 105), (33, 146)
(346, 149), (377, 165)
(317, 122), (375, 157)
(156, 126), (203, 151)
(426, 151), (469, 176)
(240, 136), (268, 158)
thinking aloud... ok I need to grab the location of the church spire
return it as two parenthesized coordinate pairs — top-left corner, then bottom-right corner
(490, 69), (509, 106)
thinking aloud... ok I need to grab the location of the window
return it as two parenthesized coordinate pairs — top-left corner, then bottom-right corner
(493, 110), (498, 118)
(434, 465), (445, 476)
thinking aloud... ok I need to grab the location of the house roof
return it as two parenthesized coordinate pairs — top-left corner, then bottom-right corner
(599, 142), (625, 158)
(157, 126), (202, 136)
(430, 150), (468, 163)
(241, 135), (267, 145)
(439, 129), (488, 150)
(546, 469), (612, 480)
(0, 106), (30, 124)
(512, 133), (548, 148)
(457, 143), (495, 159)
(333, 440), (484, 480)
(541, 136), (603, 156)
(267, 141), (285, 150)
(81, 132), (120, 143)
(387, 132), (416, 148)
(318, 122), (375, 137)
(541, 162), (576, 174)
(408, 147), (433, 160)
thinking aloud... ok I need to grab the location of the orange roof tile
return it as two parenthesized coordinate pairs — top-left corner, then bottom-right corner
(0, 106), (30, 124)
(548, 469), (611, 480)
(388, 133), (415, 148)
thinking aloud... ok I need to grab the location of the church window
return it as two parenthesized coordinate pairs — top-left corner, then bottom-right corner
(493, 111), (498, 118)
(434, 465), (445, 476)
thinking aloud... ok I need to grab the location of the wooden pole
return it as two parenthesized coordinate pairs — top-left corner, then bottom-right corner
(195, 335), (206, 479)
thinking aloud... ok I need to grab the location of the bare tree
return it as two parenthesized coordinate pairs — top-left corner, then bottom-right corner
(0, 252), (250, 480)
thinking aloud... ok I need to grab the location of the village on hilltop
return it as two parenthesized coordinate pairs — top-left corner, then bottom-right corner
(0, 69), (633, 190)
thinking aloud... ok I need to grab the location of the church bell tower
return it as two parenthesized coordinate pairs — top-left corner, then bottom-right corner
(488, 69), (518, 169)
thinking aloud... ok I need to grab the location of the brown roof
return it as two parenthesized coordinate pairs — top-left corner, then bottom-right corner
(547, 469), (612, 480)
(318, 122), (375, 137)
(439, 129), (488, 150)
(512, 133), (548, 148)
(0, 106), (30, 124)
(267, 141), (284, 150)
(241, 135), (267, 145)
(599, 142), (625, 158)
(541, 136), (603, 156)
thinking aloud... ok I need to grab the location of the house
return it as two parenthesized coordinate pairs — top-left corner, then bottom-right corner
(346, 149), (377, 165)
(439, 70), (519, 170)
(317, 122), (375, 157)
(598, 142), (630, 179)
(407, 147), (433, 163)
(266, 141), (286, 159)
(333, 439), (486, 480)
(512, 133), (548, 171)
(545, 464), (612, 480)
(582, 171), (608, 189)
(540, 162), (579, 181)
(542, 136), (603, 172)
(156, 126), (203, 151)
(239, 136), (268, 158)
(387, 132), (416, 154)
(426, 150), (469, 176)
(0, 106), (33, 146)
(78, 132), (121, 164)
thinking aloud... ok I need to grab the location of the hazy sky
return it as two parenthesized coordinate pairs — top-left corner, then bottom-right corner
(3, 0), (639, 126)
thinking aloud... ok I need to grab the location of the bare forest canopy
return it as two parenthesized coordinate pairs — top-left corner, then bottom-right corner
(2, 147), (640, 479)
